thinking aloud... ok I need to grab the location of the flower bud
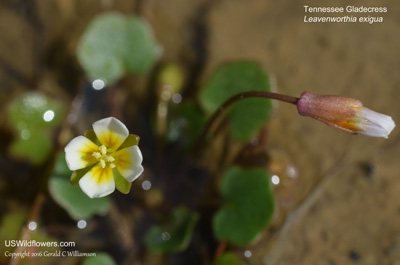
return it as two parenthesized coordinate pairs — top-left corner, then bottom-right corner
(297, 92), (395, 138)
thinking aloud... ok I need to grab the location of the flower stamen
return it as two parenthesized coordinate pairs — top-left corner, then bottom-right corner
(100, 159), (106, 168)
(99, 145), (107, 155)
(92, 152), (102, 159)
(92, 145), (116, 169)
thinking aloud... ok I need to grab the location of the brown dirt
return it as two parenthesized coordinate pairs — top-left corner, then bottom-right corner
(0, 0), (399, 264)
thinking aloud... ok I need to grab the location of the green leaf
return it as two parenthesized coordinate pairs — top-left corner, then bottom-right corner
(7, 92), (64, 165)
(125, 17), (161, 73)
(117, 134), (139, 150)
(77, 12), (160, 84)
(213, 167), (274, 246)
(9, 130), (52, 164)
(144, 207), (199, 253)
(77, 13), (127, 84)
(214, 252), (244, 265)
(113, 168), (132, 194)
(82, 253), (116, 265)
(49, 154), (110, 220)
(49, 176), (110, 220)
(7, 92), (65, 130)
(200, 61), (273, 140)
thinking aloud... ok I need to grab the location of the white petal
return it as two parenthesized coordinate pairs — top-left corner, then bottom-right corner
(92, 117), (129, 150)
(115, 146), (144, 182)
(356, 107), (396, 138)
(64, 136), (99, 171)
(79, 163), (115, 198)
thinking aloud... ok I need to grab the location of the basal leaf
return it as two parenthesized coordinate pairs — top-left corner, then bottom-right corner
(125, 17), (161, 73)
(7, 92), (65, 130)
(49, 153), (110, 220)
(213, 167), (274, 246)
(77, 13), (128, 84)
(49, 176), (110, 220)
(77, 12), (160, 84)
(9, 130), (52, 165)
(200, 61), (272, 140)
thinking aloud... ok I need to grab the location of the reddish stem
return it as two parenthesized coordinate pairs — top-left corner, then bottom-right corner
(193, 91), (299, 156)
(214, 240), (228, 260)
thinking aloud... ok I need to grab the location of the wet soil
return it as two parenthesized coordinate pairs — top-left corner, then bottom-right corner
(0, 0), (399, 264)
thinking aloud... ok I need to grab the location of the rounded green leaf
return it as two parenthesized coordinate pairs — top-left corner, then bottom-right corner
(77, 12), (161, 84)
(77, 13), (127, 84)
(200, 61), (273, 140)
(7, 92), (64, 164)
(49, 154), (110, 220)
(213, 167), (275, 246)
(82, 253), (116, 265)
(7, 92), (65, 130)
(144, 207), (199, 253)
(49, 176), (110, 220)
(9, 130), (52, 164)
(125, 17), (161, 73)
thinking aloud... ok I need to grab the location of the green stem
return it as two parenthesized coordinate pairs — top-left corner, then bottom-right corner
(193, 91), (299, 156)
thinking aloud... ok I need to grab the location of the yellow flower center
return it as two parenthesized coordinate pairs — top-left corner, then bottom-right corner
(92, 145), (116, 169)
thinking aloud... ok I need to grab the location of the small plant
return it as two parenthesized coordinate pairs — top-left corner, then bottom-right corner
(3, 10), (395, 265)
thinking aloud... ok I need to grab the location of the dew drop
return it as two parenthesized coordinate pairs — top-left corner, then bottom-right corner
(271, 175), (280, 185)
(172, 93), (182, 104)
(142, 180), (152, 191)
(21, 129), (30, 140)
(244, 250), (252, 258)
(43, 110), (55, 122)
(77, 220), (87, 229)
(28, 221), (37, 231)
(92, 79), (106, 90)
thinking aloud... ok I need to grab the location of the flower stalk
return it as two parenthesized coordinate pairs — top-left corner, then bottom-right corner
(194, 91), (299, 155)
(194, 91), (395, 155)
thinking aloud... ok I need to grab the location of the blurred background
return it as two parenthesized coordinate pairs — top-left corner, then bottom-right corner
(0, 0), (399, 265)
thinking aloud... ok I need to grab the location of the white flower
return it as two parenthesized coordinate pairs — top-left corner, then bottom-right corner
(297, 92), (395, 138)
(353, 107), (395, 138)
(64, 117), (143, 198)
